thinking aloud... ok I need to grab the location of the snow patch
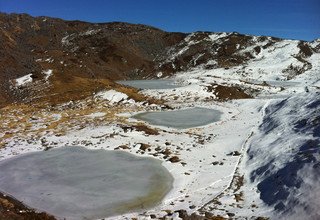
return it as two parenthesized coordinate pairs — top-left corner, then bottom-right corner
(209, 32), (228, 42)
(79, 29), (101, 36)
(15, 74), (33, 87)
(95, 90), (130, 104)
(45, 58), (54, 63)
(61, 33), (76, 46)
(86, 112), (106, 118)
(42, 69), (53, 80)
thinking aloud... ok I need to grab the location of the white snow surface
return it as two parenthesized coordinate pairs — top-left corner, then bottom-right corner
(209, 32), (229, 42)
(79, 29), (101, 36)
(14, 74), (33, 87)
(42, 69), (53, 80)
(86, 112), (106, 118)
(244, 91), (320, 220)
(94, 90), (129, 104)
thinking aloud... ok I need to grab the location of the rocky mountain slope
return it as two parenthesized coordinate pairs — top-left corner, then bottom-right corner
(1, 13), (319, 107)
(0, 13), (184, 106)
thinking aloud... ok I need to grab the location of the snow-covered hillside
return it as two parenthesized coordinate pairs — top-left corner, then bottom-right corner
(245, 91), (320, 220)
(159, 32), (320, 83)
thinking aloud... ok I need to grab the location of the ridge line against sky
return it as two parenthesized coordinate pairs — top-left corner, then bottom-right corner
(1, 0), (319, 41)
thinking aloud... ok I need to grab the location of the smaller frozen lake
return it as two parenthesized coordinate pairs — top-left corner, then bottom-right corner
(117, 79), (181, 90)
(248, 80), (301, 87)
(0, 147), (173, 220)
(133, 107), (222, 129)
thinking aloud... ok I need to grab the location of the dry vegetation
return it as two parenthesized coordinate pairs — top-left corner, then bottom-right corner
(0, 192), (56, 220)
(1, 98), (136, 149)
(206, 84), (252, 100)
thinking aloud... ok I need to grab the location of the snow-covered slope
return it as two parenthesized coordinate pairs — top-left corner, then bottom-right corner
(245, 91), (320, 219)
(158, 32), (320, 83)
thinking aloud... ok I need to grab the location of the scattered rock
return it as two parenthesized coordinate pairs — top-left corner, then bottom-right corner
(43, 146), (53, 151)
(114, 145), (130, 150)
(139, 143), (151, 151)
(169, 156), (180, 163)
(227, 151), (241, 156)
(161, 148), (172, 157)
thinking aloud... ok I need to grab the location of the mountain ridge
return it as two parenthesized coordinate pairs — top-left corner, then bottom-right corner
(0, 12), (319, 108)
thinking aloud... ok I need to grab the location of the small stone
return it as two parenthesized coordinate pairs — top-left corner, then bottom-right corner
(227, 212), (235, 217)
(114, 145), (129, 150)
(139, 143), (151, 151)
(212, 161), (219, 165)
(169, 156), (180, 163)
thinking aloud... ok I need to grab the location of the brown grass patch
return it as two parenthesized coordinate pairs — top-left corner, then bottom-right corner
(120, 123), (159, 135)
(207, 84), (252, 100)
(0, 94), (138, 148)
(234, 191), (244, 202)
(0, 192), (56, 220)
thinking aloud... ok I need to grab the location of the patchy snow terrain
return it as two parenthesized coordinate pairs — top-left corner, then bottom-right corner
(94, 90), (132, 104)
(1, 30), (320, 219)
(2, 60), (320, 219)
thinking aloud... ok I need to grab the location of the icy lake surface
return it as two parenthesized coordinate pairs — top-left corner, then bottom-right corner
(117, 79), (180, 89)
(133, 107), (222, 129)
(0, 146), (173, 220)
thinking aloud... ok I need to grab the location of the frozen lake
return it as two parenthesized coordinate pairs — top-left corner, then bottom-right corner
(117, 79), (181, 90)
(0, 147), (173, 220)
(248, 79), (301, 87)
(133, 107), (222, 129)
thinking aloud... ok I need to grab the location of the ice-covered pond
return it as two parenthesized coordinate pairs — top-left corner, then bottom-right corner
(117, 79), (180, 90)
(133, 107), (222, 129)
(0, 146), (173, 220)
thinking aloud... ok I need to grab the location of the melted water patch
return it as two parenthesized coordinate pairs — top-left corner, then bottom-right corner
(0, 147), (173, 220)
(133, 107), (222, 129)
(117, 79), (180, 90)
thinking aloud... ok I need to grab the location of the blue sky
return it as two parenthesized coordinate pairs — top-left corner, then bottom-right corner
(1, 0), (319, 41)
